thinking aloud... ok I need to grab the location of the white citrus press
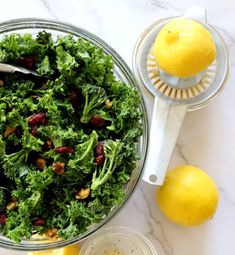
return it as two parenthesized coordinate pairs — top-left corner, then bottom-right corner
(133, 6), (229, 185)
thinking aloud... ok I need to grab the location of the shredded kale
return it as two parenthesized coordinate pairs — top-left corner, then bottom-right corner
(0, 31), (143, 242)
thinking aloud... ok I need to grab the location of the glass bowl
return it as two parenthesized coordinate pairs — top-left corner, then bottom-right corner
(0, 18), (148, 251)
(80, 226), (158, 255)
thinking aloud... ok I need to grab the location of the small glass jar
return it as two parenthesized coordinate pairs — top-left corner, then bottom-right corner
(80, 226), (158, 255)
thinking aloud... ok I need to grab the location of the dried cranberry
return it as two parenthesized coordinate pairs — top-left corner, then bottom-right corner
(0, 214), (6, 225)
(54, 146), (74, 154)
(28, 112), (47, 126)
(96, 154), (105, 165)
(33, 218), (45, 226)
(30, 125), (39, 137)
(20, 55), (36, 69)
(95, 141), (104, 155)
(28, 114), (41, 126)
(90, 116), (107, 128)
(69, 90), (79, 108)
(39, 112), (47, 125)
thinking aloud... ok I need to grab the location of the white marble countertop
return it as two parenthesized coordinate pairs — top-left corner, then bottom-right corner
(0, 0), (234, 254)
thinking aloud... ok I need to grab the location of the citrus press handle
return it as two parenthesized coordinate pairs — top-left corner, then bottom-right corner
(143, 99), (187, 185)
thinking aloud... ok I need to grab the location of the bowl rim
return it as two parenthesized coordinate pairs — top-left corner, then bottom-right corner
(0, 18), (149, 251)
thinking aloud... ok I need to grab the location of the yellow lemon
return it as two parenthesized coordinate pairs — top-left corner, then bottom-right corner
(156, 165), (219, 226)
(28, 243), (80, 255)
(153, 19), (216, 78)
(54, 243), (80, 255)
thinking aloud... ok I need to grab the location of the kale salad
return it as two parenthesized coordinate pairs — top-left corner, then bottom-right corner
(0, 31), (143, 242)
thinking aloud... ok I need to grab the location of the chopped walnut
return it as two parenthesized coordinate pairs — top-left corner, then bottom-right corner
(75, 188), (91, 200)
(6, 201), (18, 210)
(46, 139), (53, 149)
(45, 228), (58, 239)
(52, 162), (65, 175)
(36, 158), (46, 170)
(4, 127), (15, 138)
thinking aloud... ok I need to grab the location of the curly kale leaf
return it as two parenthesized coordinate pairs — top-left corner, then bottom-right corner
(67, 201), (92, 224)
(108, 81), (143, 140)
(8, 80), (35, 99)
(36, 55), (54, 76)
(4, 190), (44, 242)
(57, 195), (123, 239)
(25, 167), (54, 191)
(91, 140), (123, 191)
(68, 130), (98, 174)
(39, 125), (79, 148)
(55, 35), (114, 86)
(4, 168), (54, 242)
(19, 190), (42, 215)
(22, 97), (38, 112)
(14, 80), (34, 93)
(0, 136), (5, 157)
(2, 150), (29, 180)
(21, 127), (44, 152)
(0, 33), (41, 62)
(38, 89), (61, 123)
(83, 45), (114, 86)
(49, 76), (69, 96)
(92, 182), (126, 208)
(58, 200), (104, 238)
(36, 30), (53, 46)
(0, 102), (7, 123)
(80, 84), (107, 123)
(56, 99), (76, 122)
(87, 198), (110, 220)
(4, 210), (32, 242)
(6, 108), (25, 129)
(56, 45), (78, 76)
(55, 35), (89, 61)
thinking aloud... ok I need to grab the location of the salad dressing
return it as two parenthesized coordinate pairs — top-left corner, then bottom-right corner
(103, 248), (126, 255)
